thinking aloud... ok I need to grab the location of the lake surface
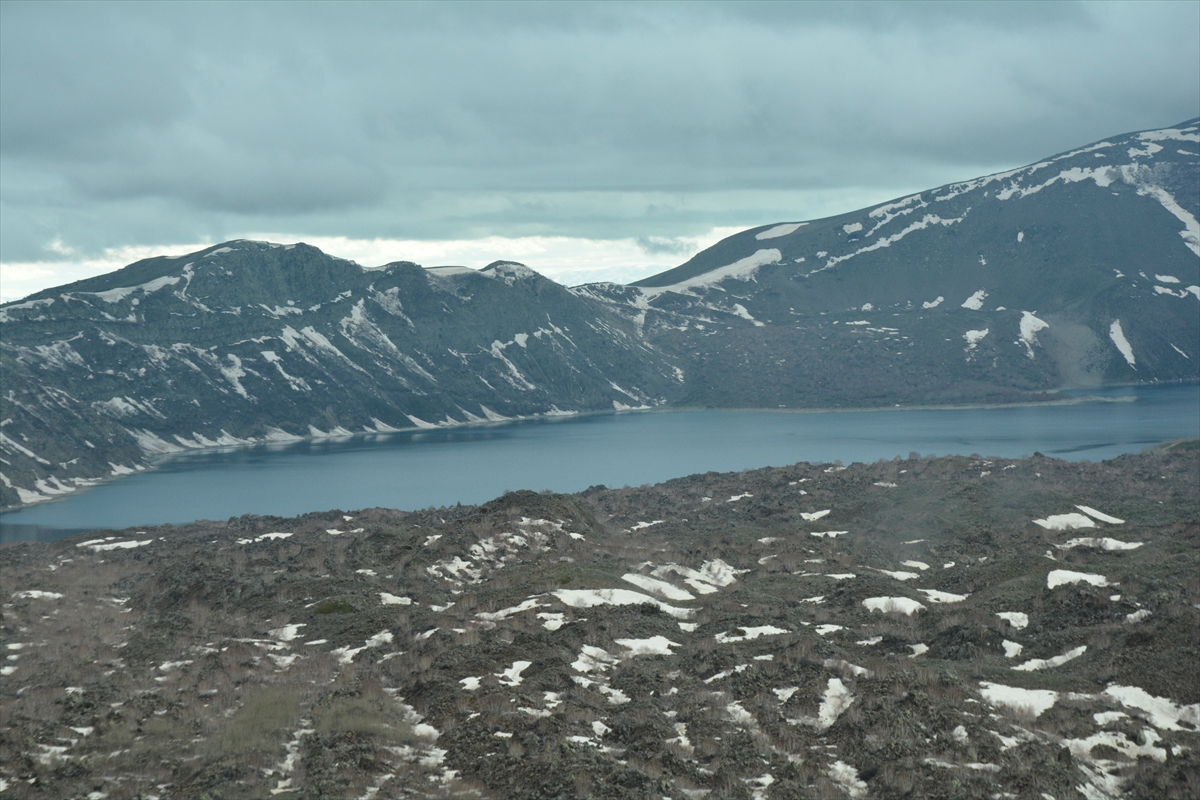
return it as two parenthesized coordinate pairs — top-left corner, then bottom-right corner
(2, 384), (1197, 543)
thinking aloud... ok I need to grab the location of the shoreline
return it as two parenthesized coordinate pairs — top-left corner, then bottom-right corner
(2, 381), (1196, 518)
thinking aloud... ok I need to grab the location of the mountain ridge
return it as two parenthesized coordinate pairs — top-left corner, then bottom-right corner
(634, 117), (1199, 290)
(1, 118), (1197, 509)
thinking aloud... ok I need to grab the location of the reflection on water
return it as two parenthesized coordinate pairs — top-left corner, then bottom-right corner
(3, 385), (1196, 543)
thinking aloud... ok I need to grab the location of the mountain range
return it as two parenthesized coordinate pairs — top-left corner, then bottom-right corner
(1, 119), (1197, 509)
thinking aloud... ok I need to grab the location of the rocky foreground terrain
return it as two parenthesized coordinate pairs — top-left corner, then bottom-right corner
(1, 444), (1197, 799)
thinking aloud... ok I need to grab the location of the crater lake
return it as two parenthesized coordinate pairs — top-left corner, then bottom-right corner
(2, 384), (1196, 543)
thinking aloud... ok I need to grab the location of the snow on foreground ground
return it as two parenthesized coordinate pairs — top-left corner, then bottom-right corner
(1, 446), (1197, 799)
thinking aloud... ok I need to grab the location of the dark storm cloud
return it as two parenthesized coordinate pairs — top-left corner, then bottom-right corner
(1, 0), (1197, 264)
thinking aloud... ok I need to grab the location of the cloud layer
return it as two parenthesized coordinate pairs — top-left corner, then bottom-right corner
(2, 1), (1197, 296)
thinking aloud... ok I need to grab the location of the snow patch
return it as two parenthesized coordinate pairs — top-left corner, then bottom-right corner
(863, 597), (925, 615)
(1047, 570), (1114, 589)
(621, 574), (695, 601)
(1076, 505), (1124, 524)
(755, 222), (806, 240)
(978, 682), (1058, 717)
(827, 760), (868, 799)
(1055, 538), (1143, 552)
(615, 636), (681, 656)
(552, 588), (694, 619)
(477, 598), (545, 621)
(961, 290), (987, 311)
(1102, 685), (1200, 731)
(80, 539), (153, 552)
(715, 625), (789, 643)
(874, 568), (921, 581)
(1033, 513), (1095, 530)
(1109, 320), (1136, 367)
(641, 249), (781, 298)
(1012, 644), (1087, 671)
(917, 589), (969, 603)
(1018, 312), (1049, 358)
(964, 328), (989, 353)
(996, 612), (1029, 629)
(91, 274), (181, 304)
(495, 660), (531, 687)
(11, 589), (65, 600)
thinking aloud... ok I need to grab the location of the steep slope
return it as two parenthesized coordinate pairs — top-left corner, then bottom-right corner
(2, 120), (1197, 509)
(582, 119), (1199, 407)
(0, 244), (683, 508)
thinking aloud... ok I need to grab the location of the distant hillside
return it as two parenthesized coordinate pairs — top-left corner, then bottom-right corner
(0, 247), (680, 508)
(598, 118), (1198, 408)
(2, 120), (1197, 508)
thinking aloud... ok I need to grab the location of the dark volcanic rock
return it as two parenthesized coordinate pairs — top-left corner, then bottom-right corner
(1, 446), (1197, 798)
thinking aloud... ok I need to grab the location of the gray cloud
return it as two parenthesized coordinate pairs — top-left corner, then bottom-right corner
(1, 1), (1197, 264)
(636, 236), (700, 256)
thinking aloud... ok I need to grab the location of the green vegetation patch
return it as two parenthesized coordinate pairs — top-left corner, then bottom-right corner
(312, 599), (356, 614)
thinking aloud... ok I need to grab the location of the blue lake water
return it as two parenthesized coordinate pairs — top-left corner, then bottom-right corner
(2, 384), (1197, 543)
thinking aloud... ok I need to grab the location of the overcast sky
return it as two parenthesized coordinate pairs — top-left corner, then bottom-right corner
(2, 1), (1197, 301)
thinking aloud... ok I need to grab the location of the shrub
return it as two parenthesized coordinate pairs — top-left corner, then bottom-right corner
(312, 599), (355, 614)
(204, 687), (301, 761)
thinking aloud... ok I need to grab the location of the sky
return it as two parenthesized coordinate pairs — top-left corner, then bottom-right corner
(1, 1), (1198, 302)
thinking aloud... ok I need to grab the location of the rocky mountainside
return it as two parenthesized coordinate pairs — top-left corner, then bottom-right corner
(594, 118), (1199, 408)
(2, 120), (1197, 509)
(0, 247), (681, 509)
(1, 446), (1197, 798)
